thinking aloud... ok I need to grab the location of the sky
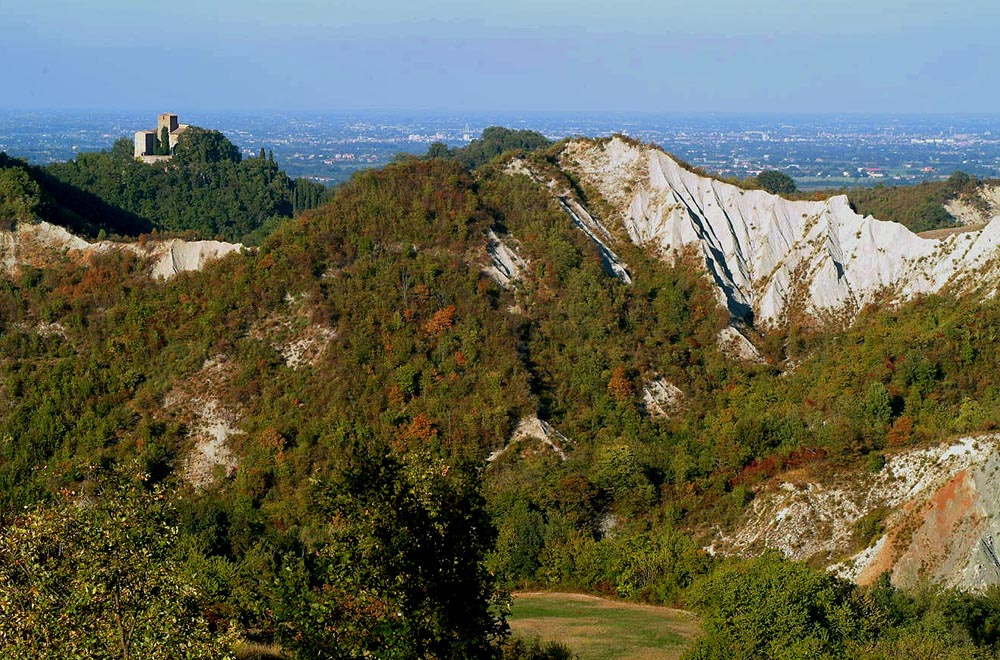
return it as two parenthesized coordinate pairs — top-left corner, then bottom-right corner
(2, 0), (998, 114)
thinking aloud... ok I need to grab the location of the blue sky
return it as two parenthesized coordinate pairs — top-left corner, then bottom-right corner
(2, 0), (998, 113)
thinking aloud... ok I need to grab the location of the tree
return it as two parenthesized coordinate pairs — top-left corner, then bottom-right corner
(500, 636), (576, 660)
(426, 142), (450, 160)
(684, 555), (869, 660)
(274, 439), (507, 659)
(172, 127), (242, 165)
(448, 127), (551, 170)
(607, 366), (633, 403)
(861, 382), (892, 439)
(45, 129), (316, 242)
(755, 170), (797, 196)
(158, 126), (171, 156)
(0, 165), (42, 225)
(0, 465), (235, 659)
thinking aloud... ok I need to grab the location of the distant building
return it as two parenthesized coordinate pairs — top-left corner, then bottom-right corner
(134, 113), (190, 163)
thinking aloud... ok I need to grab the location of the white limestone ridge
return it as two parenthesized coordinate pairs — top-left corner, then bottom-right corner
(0, 221), (241, 279)
(147, 239), (242, 279)
(558, 194), (632, 284)
(560, 137), (1000, 327)
(946, 183), (1000, 226)
(484, 228), (528, 289)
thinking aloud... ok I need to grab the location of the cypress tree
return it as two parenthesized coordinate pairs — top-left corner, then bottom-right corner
(158, 127), (170, 156)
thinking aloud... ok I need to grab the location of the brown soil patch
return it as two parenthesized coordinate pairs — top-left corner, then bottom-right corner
(917, 224), (986, 240)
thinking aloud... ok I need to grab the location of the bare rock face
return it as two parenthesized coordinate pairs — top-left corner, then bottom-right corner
(717, 327), (762, 362)
(146, 239), (243, 278)
(163, 354), (243, 489)
(488, 416), (570, 462)
(0, 221), (241, 279)
(484, 229), (528, 289)
(945, 184), (1000, 226)
(505, 157), (632, 284)
(560, 137), (1000, 328)
(713, 435), (1000, 590)
(640, 376), (685, 419)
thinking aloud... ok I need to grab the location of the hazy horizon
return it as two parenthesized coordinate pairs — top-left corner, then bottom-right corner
(3, 0), (998, 115)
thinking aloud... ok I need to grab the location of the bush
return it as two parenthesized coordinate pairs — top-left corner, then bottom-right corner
(501, 636), (577, 660)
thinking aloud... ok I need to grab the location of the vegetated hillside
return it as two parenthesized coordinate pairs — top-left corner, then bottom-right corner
(6, 132), (1000, 658)
(829, 171), (998, 233)
(0, 151), (154, 237)
(44, 128), (329, 243)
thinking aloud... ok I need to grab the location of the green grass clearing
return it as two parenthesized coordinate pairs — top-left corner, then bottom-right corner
(508, 592), (700, 660)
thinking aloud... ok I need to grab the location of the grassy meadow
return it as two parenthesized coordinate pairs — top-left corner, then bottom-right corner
(508, 592), (700, 660)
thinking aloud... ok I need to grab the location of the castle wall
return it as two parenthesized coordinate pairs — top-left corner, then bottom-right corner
(134, 130), (156, 158)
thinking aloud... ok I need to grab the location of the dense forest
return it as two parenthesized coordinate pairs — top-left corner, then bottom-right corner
(3, 128), (1000, 658)
(43, 127), (329, 243)
(0, 151), (154, 237)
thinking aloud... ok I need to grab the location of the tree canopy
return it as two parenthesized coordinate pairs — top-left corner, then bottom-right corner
(0, 465), (235, 660)
(755, 170), (798, 196)
(45, 133), (329, 242)
(173, 127), (242, 165)
(425, 126), (552, 170)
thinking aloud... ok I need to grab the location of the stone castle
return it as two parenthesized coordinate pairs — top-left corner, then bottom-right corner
(134, 113), (190, 163)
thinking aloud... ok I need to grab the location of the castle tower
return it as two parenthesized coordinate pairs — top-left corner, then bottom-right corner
(157, 113), (179, 134)
(135, 113), (188, 162)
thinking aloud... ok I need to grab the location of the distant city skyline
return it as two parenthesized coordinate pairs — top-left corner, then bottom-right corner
(2, 0), (998, 114)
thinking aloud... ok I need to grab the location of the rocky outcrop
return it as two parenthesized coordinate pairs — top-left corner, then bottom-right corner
(641, 376), (684, 419)
(560, 138), (1000, 328)
(484, 229), (528, 289)
(147, 239), (243, 279)
(945, 184), (1000, 226)
(717, 327), (762, 362)
(488, 416), (570, 462)
(557, 195), (632, 284)
(713, 435), (1000, 590)
(0, 221), (241, 279)
(249, 293), (337, 370)
(506, 158), (632, 284)
(163, 354), (243, 488)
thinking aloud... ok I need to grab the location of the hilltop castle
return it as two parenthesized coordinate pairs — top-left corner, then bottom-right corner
(134, 113), (190, 163)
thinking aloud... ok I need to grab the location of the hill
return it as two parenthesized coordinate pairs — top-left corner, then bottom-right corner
(554, 136), (1000, 329)
(6, 131), (1000, 657)
(44, 129), (329, 243)
(838, 172), (998, 233)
